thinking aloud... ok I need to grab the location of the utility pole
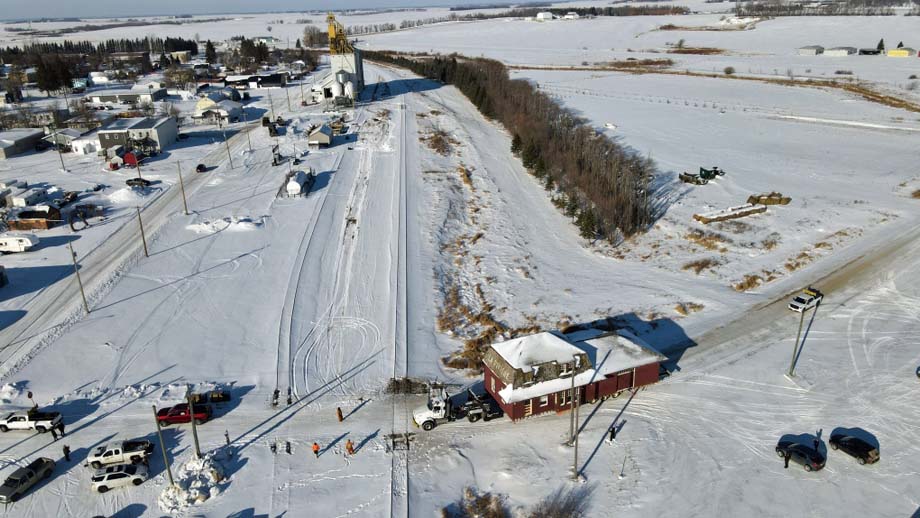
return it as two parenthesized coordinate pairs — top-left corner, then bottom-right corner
(788, 303), (819, 377)
(568, 361), (576, 444)
(268, 89), (275, 120)
(176, 162), (188, 215)
(242, 110), (252, 152)
(135, 155), (143, 180)
(285, 85), (291, 111)
(299, 77), (305, 105)
(136, 207), (148, 257)
(153, 405), (176, 487)
(68, 243), (89, 314)
(572, 384), (580, 480)
(186, 391), (202, 459)
(223, 128), (234, 169)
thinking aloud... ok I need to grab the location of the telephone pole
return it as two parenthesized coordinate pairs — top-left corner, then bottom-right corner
(176, 162), (189, 215)
(268, 89), (275, 120)
(242, 110), (252, 152)
(223, 128), (234, 169)
(186, 392), (202, 459)
(568, 361), (576, 444)
(136, 207), (148, 257)
(153, 405), (176, 487)
(285, 85), (291, 111)
(68, 243), (89, 314)
(572, 384), (581, 480)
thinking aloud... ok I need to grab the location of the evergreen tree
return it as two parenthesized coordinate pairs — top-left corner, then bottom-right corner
(295, 38), (302, 49)
(897, 41), (904, 49)
(877, 38), (885, 51)
(510, 133), (522, 155)
(576, 209), (598, 239)
(34, 59), (58, 96)
(205, 40), (217, 64)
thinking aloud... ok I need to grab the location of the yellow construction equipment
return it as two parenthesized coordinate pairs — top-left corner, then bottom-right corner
(327, 13), (353, 55)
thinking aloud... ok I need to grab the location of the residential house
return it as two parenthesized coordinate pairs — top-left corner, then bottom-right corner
(88, 88), (167, 105)
(797, 45), (824, 56)
(97, 117), (177, 153)
(308, 125), (333, 147)
(824, 46), (857, 56)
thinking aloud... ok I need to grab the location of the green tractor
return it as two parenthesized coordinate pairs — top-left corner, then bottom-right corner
(699, 166), (726, 180)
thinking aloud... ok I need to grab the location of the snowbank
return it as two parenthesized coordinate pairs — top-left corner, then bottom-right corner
(107, 187), (148, 205)
(186, 216), (265, 234)
(158, 452), (228, 514)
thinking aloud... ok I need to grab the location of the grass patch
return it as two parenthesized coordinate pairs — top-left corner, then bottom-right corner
(457, 165), (473, 188)
(674, 302), (705, 316)
(421, 128), (458, 156)
(682, 257), (719, 274)
(912, 189), (920, 199)
(685, 229), (732, 251)
(669, 47), (725, 55)
(733, 274), (763, 292)
(761, 236), (780, 250)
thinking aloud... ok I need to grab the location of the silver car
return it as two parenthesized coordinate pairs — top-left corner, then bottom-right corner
(91, 463), (148, 493)
(0, 458), (55, 503)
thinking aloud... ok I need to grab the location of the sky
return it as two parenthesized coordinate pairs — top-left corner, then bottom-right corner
(0, 1), (474, 21)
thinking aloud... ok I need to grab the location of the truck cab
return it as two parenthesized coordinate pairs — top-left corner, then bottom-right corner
(413, 386), (502, 431)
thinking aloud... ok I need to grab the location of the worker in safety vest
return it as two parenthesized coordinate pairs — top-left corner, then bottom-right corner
(312, 442), (320, 458)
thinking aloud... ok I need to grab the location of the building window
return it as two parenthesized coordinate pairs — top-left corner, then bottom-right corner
(557, 390), (570, 406)
(560, 362), (573, 376)
(490, 376), (495, 393)
(539, 395), (548, 407)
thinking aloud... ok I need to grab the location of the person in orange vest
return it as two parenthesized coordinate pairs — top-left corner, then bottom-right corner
(312, 442), (320, 458)
(345, 439), (355, 457)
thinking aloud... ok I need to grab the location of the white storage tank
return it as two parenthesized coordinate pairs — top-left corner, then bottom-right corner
(331, 80), (344, 98)
(343, 81), (354, 99)
(286, 170), (316, 197)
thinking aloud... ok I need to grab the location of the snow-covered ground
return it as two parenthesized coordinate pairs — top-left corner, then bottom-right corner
(0, 11), (919, 518)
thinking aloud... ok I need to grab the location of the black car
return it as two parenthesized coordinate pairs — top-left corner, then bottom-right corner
(775, 440), (825, 472)
(196, 164), (207, 173)
(125, 178), (151, 188)
(829, 434), (879, 465)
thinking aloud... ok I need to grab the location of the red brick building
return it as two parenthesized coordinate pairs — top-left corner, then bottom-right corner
(482, 329), (665, 421)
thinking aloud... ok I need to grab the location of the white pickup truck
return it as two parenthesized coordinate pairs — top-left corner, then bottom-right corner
(86, 440), (154, 469)
(0, 410), (62, 433)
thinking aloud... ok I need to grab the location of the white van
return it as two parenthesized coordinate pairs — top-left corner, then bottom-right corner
(0, 234), (39, 253)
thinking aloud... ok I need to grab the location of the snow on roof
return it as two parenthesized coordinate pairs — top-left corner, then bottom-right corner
(217, 100), (242, 111)
(491, 332), (582, 370)
(495, 329), (665, 404)
(574, 330), (666, 378)
(99, 118), (144, 131)
(0, 128), (43, 144)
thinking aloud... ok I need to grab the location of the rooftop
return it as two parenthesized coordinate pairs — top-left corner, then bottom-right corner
(0, 128), (43, 144)
(491, 332), (583, 370)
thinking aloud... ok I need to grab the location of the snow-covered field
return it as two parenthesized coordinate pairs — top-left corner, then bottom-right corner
(0, 9), (919, 518)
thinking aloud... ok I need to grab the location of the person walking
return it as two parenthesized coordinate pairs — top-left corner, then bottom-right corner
(609, 426), (617, 442)
(57, 421), (65, 438)
(345, 439), (355, 457)
(784, 451), (791, 469)
(50, 426), (58, 441)
(336, 407), (344, 422)
(312, 442), (320, 458)
(62, 445), (71, 462)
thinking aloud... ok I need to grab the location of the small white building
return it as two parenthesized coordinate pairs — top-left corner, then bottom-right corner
(563, 12), (580, 20)
(536, 12), (555, 21)
(308, 125), (333, 147)
(11, 188), (47, 207)
(824, 47), (857, 56)
(72, 130), (101, 156)
(798, 45), (825, 56)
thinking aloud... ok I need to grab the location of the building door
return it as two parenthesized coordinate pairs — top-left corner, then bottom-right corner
(556, 390), (571, 408)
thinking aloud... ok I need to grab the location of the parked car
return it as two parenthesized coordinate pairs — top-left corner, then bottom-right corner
(125, 178), (151, 189)
(90, 464), (147, 493)
(0, 410), (62, 433)
(86, 440), (154, 469)
(0, 458), (54, 503)
(775, 440), (826, 472)
(156, 403), (211, 426)
(189, 389), (231, 405)
(196, 163), (207, 173)
(829, 433), (879, 465)
(788, 287), (823, 312)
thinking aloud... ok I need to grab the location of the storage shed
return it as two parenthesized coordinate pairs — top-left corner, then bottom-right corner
(0, 129), (44, 159)
(887, 47), (916, 57)
(824, 47), (857, 56)
(798, 45), (824, 56)
(483, 329), (665, 421)
(308, 125), (334, 147)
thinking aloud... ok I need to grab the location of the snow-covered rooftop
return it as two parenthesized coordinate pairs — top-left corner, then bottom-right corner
(491, 331), (582, 369)
(574, 330), (666, 378)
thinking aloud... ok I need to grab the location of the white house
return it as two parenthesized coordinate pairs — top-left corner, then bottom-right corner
(563, 12), (580, 20)
(71, 130), (101, 156)
(536, 12), (555, 21)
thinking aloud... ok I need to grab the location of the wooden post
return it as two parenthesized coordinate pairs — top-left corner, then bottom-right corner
(136, 207), (148, 257)
(268, 89), (275, 120)
(177, 162), (189, 215)
(68, 243), (89, 314)
(568, 360), (576, 444)
(187, 392), (202, 459)
(285, 85), (291, 111)
(153, 405), (176, 487)
(572, 385), (580, 480)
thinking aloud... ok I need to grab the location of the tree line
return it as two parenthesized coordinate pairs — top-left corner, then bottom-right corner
(735, 1), (898, 16)
(0, 37), (199, 66)
(365, 51), (652, 240)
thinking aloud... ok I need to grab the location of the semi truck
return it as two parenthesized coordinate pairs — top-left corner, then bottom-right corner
(413, 385), (503, 431)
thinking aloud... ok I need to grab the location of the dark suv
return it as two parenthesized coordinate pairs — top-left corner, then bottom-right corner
(829, 434), (879, 465)
(776, 440), (825, 472)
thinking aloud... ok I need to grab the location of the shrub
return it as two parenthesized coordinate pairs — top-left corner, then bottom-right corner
(528, 485), (594, 518)
(733, 274), (762, 292)
(723, 66), (735, 75)
(444, 487), (509, 518)
(910, 74), (918, 79)
(682, 258), (719, 274)
(912, 189), (920, 199)
(834, 70), (852, 75)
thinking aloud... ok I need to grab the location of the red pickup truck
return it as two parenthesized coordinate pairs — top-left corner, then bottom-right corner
(156, 404), (211, 426)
